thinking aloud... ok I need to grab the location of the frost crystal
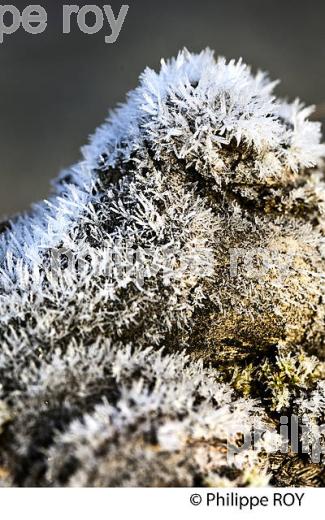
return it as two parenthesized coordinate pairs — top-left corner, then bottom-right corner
(1, 49), (325, 486)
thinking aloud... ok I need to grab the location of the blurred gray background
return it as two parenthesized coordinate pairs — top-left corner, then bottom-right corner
(1, 0), (325, 218)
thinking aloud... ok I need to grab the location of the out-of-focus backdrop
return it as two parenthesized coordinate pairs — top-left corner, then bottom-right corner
(1, 0), (325, 218)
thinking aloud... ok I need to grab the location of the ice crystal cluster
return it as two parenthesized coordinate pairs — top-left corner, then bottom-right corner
(1, 49), (325, 486)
